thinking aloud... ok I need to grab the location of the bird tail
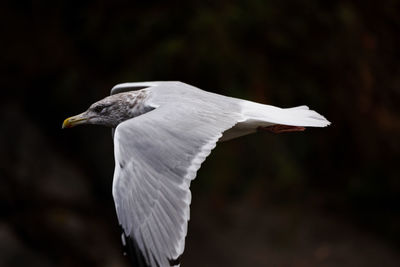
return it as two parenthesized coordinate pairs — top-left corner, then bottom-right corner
(241, 101), (331, 128)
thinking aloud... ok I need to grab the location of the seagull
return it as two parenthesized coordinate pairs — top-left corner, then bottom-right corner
(62, 81), (330, 267)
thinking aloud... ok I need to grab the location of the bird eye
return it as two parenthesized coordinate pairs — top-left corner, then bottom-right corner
(94, 105), (106, 113)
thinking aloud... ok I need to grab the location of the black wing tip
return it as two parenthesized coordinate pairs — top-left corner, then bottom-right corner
(120, 226), (182, 267)
(120, 228), (149, 267)
(168, 256), (181, 266)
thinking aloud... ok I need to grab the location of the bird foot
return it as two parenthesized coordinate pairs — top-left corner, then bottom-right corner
(258, 125), (306, 134)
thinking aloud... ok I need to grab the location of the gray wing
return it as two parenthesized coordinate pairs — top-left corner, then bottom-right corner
(112, 98), (243, 266)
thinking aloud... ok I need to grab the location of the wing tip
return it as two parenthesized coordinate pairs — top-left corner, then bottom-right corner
(110, 82), (157, 95)
(120, 229), (149, 267)
(168, 255), (181, 266)
(120, 227), (183, 267)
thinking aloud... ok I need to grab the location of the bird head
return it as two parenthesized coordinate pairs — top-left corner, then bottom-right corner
(62, 93), (139, 129)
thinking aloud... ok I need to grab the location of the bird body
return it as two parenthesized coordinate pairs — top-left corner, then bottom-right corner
(63, 81), (330, 267)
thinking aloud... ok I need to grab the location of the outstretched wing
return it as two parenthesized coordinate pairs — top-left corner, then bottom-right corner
(112, 100), (242, 266)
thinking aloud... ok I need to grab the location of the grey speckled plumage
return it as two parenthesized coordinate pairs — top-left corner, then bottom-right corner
(62, 81), (330, 267)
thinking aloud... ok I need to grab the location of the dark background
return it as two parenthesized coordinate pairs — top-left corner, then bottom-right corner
(1, 1), (399, 266)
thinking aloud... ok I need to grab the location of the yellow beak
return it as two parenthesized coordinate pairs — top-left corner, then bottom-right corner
(62, 113), (88, 129)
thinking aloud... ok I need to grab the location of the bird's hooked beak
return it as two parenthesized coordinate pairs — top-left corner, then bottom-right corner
(62, 112), (89, 129)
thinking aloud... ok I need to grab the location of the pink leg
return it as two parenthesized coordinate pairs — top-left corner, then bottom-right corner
(258, 125), (306, 134)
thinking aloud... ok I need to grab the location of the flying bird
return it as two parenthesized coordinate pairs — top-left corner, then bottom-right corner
(62, 81), (330, 267)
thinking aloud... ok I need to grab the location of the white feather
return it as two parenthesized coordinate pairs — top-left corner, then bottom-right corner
(240, 100), (331, 127)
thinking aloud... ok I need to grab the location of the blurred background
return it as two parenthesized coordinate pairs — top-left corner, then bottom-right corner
(1, 1), (399, 266)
